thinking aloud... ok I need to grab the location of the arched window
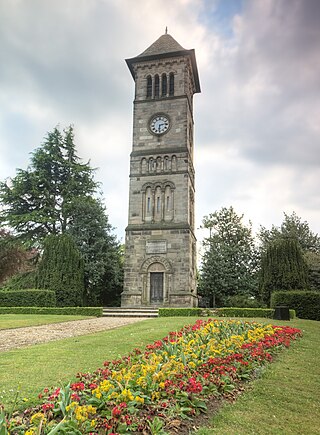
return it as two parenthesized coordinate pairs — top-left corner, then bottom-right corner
(154, 75), (160, 98)
(155, 186), (162, 222)
(149, 158), (154, 172)
(161, 73), (167, 97)
(146, 75), (152, 98)
(164, 185), (174, 221)
(141, 158), (147, 174)
(164, 156), (169, 171)
(145, 187), (152, 220)
(169, 73), (174, 96)
(171, 155), (177, 171)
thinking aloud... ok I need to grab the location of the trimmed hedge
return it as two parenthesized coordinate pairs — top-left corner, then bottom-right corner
(271, 290), (320, 321)
(0, 289), (56, 307)
(0, 306), (103, 316)
(207, 307), (296, 319)
(159, 308), (202, 317)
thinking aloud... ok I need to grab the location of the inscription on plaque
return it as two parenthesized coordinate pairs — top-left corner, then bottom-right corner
(146, 240), (167, 254)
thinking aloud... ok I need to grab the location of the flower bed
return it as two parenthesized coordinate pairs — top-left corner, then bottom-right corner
(4, 319), (301, 434)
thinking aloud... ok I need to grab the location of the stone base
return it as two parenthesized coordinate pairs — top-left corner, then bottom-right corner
(121, 291), (198, 308)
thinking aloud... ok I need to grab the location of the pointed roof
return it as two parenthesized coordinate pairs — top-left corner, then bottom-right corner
(138, 33), (185, 57)
(126, 32), (201, 93)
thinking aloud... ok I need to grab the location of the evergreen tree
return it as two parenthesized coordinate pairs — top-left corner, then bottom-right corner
(198, 207), (258, 307)
(0, 125), (97, 245)
(66, 197), (123, 305)
(37, 234), (85, 306)
(0, 125), (123, 305)
(259, 237), (308, 304)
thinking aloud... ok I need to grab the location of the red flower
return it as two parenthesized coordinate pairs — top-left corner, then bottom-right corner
(71, 382), (85, 391)
(42, 403), (54, 412)
(112, 406), (122, 418)
(71, 393), (81, 402)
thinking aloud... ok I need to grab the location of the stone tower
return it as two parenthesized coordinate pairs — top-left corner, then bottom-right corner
(121, 32), (200, 307)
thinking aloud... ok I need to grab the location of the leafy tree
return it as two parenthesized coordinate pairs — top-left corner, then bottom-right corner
(198, 206), (258, 307)
(37, 234), (85, 306)
(259, 212), (320, 253)
(66, 197), (123, 306)
(0, 125), (97, 245)
(0, 230), (29, 286)
(259, 237), (308, 304)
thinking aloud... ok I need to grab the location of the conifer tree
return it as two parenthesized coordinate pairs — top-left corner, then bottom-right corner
(0, 125), (97, 245)
(37, 234), (85, 306)
(259, 237), (308, 304)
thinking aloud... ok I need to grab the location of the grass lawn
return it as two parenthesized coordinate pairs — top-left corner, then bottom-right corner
(0, 316), (319, 434)
(195, 317), (320, 435)
(0, 314), (93, 330)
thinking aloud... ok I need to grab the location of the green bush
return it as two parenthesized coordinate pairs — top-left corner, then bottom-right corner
(159, 308), (202, 317)
(271, 290), (320, 321)
(215, 307), (295, 319)
(224, 295), (265, 308)
(37, 234), (85, 307)
(0, 306), (103, 316)
(2, 270), (37, 290)
(0, 289), (56, 307)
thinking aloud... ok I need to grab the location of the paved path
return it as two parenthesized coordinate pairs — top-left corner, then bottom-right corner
(0, 317), (147, 352)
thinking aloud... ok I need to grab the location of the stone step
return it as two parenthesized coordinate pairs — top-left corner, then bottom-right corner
(102, 307), (159, 318)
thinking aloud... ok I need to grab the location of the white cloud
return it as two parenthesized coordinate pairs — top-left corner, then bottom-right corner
(0, 0), (319, 246)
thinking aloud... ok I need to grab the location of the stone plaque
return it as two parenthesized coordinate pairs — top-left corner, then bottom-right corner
(146, 240), (167, 254)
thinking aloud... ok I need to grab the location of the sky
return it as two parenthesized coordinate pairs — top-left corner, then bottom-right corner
(0, 0), (319, 249)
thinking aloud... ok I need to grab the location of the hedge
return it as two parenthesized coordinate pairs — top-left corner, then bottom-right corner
(0, 306), (103, 316)
(0, 289), (56, 307)
(271, 290), (320, 321)
(159, 307), (296, 319)
(215, 307), (295, 319)
(159, 308), (203, 317)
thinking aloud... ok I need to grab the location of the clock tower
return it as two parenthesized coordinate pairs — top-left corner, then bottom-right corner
(121, 32), (200, 307)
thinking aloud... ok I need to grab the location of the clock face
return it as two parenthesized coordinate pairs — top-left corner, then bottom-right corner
(149, 114), (170, 135)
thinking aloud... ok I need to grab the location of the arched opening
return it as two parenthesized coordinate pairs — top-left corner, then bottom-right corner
(146, 75), (152, 98)
(161, 73), (167, 97)
(154, 74), (160, 98)
(169, 73), (174, 96)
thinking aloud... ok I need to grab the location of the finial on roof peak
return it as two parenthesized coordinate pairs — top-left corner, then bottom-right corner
(165, 26), (168, 34)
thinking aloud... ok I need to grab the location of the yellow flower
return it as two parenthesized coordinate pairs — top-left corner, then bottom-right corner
(151, 392), (160, 401)
(135, 395), (144, 404)
(30, 412), (46, 425)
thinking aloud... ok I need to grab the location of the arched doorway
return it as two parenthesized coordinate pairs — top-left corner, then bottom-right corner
(140, 256), (173, 305)
(149, 262), (165, 303)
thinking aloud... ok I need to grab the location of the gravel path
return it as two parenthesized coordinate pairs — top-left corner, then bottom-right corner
(0, 317), (147, 352)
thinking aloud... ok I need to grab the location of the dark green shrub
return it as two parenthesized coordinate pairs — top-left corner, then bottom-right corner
(0, 289), (55, 307)
(224, 295), (264, 308)
(0, 306), (102, 316)
(159, 308), (202, 317)
(37, 234), (85, 307)
(271, 290), (320, 321)
(260, 237), (308, 304)
(2, 271), (37, 290)
(216, 307), (295, 319)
